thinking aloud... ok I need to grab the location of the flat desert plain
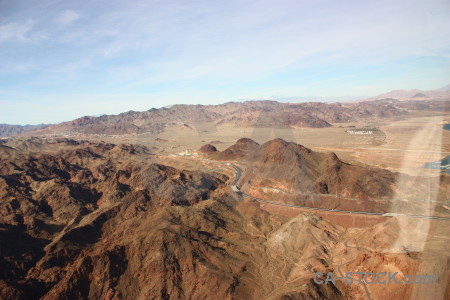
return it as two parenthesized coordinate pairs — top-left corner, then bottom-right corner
(94, 112), (450, 176)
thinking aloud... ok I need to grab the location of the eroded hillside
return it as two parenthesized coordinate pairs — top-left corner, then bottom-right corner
(0, 138), (448, 300)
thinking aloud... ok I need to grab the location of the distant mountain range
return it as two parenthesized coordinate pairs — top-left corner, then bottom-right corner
(368, 83), (450, 100)
(242, 95), (368, 103)
(0, 85), (448, 138)
(0, 124), (47, 138)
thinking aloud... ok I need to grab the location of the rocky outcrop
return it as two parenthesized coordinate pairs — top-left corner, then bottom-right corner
(198, 144), (218, 154)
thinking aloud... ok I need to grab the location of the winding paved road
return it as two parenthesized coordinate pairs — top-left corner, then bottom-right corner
(181, 155), (450, 220)
(224, 161), (450, 221)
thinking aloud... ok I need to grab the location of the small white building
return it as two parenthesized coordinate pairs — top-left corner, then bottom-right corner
(178, 148), (192, 156)
(346, 127), (379, 135)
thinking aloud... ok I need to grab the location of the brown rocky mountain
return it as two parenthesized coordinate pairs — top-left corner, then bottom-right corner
(5, 97), (449, 138)
(0, 138), (346, 299)
(208, 138), (260, 160)
(202, 138), (396, 201)
(1, 138), (448, 299)
(201, 138), (450, 213)
(247, 139), (396, 200)
(198, 144), (218, 154)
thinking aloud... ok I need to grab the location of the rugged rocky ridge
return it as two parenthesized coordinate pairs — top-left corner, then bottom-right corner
(202, 138), (396, 202)
(208, 138), (260, 160)
(249, 139), (396, 200)
(0, 138), (448, 299)
(0, 139), (346, 300)
(7, 98), (450, 137)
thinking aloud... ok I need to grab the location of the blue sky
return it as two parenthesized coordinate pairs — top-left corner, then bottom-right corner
(1, 0), (449, 124)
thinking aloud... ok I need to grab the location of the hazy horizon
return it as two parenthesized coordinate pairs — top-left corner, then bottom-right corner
(2, 83), (450, 126)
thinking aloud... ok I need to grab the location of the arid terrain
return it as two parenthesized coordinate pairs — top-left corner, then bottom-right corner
(0, 92), (449, 300)
(2, 0), (450, 297)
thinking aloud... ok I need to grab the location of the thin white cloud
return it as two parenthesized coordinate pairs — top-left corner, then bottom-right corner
(0, 20), (34, 42)
(55, 10), (80, 25)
